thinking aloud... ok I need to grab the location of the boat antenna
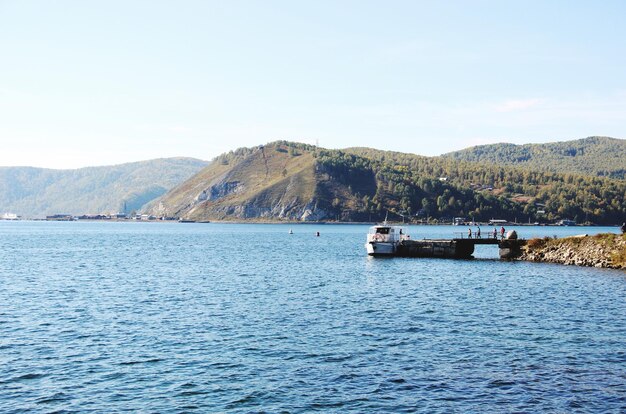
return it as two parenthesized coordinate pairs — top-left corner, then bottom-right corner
(383, 211), (388, 225)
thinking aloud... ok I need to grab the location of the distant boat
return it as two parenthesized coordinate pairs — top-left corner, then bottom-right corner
(1, 213), (19, 220)
(289, 229), (293, 234)
(488, 219), (509, 225)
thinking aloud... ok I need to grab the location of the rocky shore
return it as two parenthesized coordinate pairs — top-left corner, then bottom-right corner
(519, 233), (626, 269)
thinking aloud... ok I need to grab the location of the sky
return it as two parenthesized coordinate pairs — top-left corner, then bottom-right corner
(1, 0), (625, 168)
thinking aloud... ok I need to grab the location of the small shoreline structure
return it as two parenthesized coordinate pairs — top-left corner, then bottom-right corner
(519, 233), (626, 269)
(1, 213), (20, 220)
(365, 224), (526, 259)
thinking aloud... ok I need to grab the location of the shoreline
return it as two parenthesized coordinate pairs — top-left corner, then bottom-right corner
(3, 218), (622, 227)
(518, 233), (626, 270)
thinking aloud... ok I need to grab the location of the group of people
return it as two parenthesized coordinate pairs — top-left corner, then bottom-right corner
(467, 223), (625, 238)
(468, 226), (506, 239)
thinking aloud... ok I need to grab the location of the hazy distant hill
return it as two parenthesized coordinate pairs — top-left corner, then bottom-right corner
(0, 158), (208, 217)
(441, 136), (626, 179)
(146, 141), (626, 224)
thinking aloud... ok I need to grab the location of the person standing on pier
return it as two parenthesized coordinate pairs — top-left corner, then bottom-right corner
(493, 227), (498, 239)
(500, 226), (506, 239)
(468, 227), (472, 239)
(476, 226), (481, 239)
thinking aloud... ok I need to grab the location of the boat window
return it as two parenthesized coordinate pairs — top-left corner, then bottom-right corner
(376, 228), (390, 235)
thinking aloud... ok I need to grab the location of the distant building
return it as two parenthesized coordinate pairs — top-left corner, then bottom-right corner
(46, 214), (74, 221)
(76, 214), (108, 220)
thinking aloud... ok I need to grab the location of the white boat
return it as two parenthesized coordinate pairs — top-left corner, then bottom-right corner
(365, 223), (410, 256)
(1, 213), (19, 220)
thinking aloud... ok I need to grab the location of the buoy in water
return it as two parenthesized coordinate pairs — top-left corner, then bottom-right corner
(289, 229), (293, 234)
(316, 231), (320, 237)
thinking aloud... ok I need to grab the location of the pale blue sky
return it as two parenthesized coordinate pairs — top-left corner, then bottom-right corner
(1, 0), (625, 168)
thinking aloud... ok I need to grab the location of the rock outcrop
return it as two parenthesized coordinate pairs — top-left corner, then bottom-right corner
(519, 233), (626, 269)
(143, 142), (357, 222)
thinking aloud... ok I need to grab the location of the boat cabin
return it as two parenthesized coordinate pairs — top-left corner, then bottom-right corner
(367, 225), (409, 243)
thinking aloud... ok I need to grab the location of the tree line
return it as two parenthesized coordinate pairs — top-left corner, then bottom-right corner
(314, 146), (625, 224)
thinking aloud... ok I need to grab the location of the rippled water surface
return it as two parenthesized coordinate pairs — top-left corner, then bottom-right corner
(1, 222), (625, 412)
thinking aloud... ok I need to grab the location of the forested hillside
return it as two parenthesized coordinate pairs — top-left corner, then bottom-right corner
(441, 136), (626, 178)
(0, 158), (208, 217)
(148, 141), (626, 225)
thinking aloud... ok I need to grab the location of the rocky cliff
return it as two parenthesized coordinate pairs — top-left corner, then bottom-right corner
(519, 233), (626, 269)
(144, 142), (351, 222)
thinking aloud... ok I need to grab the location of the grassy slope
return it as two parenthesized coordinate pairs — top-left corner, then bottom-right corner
(148, 143), (321, 220)
(187, 146), (318, 220)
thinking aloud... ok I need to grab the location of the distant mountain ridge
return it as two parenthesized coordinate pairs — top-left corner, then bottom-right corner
(2, 137), (624, 223)
(0, 157), (208, 217)
(441, 136), (626, 179)
(146, 140), (626, 225)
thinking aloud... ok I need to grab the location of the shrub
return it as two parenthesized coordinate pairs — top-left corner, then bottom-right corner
(527, 237), (548, 249)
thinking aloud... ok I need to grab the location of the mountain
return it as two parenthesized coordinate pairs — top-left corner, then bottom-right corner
(0, 157), (208, 217)
(441, 136), (626, 179)
(146, 141), (626, 225)
(144, 143), (338, 221)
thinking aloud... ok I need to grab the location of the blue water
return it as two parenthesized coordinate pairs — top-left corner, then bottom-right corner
(1, 222), (625, 413)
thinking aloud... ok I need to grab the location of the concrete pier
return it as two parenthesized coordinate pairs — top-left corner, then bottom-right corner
(393, 238), (526, 259)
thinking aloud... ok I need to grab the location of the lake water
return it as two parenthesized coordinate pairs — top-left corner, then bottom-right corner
(1, 221), (625, 412)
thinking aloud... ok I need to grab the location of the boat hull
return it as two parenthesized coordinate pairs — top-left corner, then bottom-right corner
(366, 242), (397, 256)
